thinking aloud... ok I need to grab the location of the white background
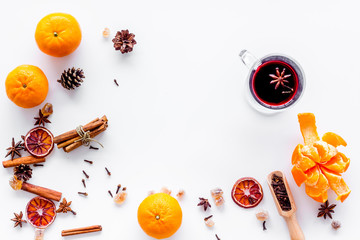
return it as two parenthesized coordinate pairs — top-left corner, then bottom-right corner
(0, 0), (359, 239)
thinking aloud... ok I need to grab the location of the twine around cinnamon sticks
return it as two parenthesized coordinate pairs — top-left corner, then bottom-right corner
(54, 115), (108, 153)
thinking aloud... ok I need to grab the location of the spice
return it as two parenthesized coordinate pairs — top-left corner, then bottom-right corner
(14, 164), (32, 182)
(11, 211), (26, 228)
(57, 198), (76, 215)
(331, 220), (341, 230)
(78, 192), (88, 196)
(82, 179), (86, 188)
(33, 163), (44, 167)
(89, 145), (99, 150)
(9, 176), (62, 201)
(103, 28), (110, 38)
(83, 170), (89, 179)
(3, 156), (45, 168)
(62, 225), (102, 237)
(34, 109), (51, 126)
(5, 138), (23, 159)
(108, 190), (113, 198)
(84, 160), (93, 164)
(112, 30), (137, 54)
(269, 67), (293, 93)
(122, 187), (127, 191)
(317, 200), (336, 219)
(114, 79), (119, 86)
(54, 116), (108, 153)
(116, 184), (121, 194)
(215, 234), (220, 240)
(105, 167), (111, 176)
(204, 215), (215, 227)
(271, 175), (291, 211)
(198, 197), (211, 211)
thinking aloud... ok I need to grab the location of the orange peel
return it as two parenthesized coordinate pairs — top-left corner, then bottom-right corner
(291, 113), (350, 202)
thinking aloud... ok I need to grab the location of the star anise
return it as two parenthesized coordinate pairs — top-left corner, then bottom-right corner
(56, 198), (76, 215)
(11, 211), (26, 228)
(112, 30), (137, 54)
(197, 197), (211, 211)
(14, 164), (32, 182)
(317, 200), (336, 219)
(34, 109), (51, 127)
(5, 138), (23, 159)
(269, 67), (293, 93)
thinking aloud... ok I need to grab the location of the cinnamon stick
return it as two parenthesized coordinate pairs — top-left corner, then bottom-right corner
(54, 116), (107, 144)
(63, 123), (108, 153)
(21, 182), (62, 202)
(2, 156), (45, 168)
(61, 225), (102, 237)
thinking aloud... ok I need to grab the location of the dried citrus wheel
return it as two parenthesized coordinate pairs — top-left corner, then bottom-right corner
(24, 127), (54, 158)
(232, 177), (263, 208)
(26, 197), (56, 229)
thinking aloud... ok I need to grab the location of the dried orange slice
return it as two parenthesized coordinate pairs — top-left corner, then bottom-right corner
(24, 127), (54, 158)
(26, 197), (56, 228)
(231, 177), (263, 208)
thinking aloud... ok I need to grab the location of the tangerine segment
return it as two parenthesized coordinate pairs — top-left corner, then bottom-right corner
(301, 145), (320, 163)
(305, 184), (328, 203)
(322, 132), (347, 147)
(304, 166), (320, 187)
(313, 141), (338, 163)
(292, 144), (316, 172)
(298, 113), (320, 145)
(322, 152), (350, 174)
(321, 167), (351, 202)
(231, 177), (263, 208)
(26, 197), (56, 228)
(35, 13), (82, 57)
(291, 166), (307, 187)
(138, 193), (182, 239)
(25, 127), (54, 158)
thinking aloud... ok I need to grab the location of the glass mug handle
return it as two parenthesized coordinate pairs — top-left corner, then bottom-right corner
(239, 50), (261, 69)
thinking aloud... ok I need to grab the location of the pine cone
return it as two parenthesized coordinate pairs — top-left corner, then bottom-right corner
(57, 67), (85, 90)
(14, 164), (32, 182)
(112, 30), (137, 54)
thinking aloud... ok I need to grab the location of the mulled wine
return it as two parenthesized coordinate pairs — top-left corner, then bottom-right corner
(252, 60), (298, 106)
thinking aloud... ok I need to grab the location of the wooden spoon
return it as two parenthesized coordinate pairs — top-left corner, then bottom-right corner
(267, 171), (305, 240)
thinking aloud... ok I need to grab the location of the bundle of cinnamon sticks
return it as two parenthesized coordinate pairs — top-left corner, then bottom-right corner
(54, 115), (108, 153)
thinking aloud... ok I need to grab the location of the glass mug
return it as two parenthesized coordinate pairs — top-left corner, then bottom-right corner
(239, 50), (305, 113)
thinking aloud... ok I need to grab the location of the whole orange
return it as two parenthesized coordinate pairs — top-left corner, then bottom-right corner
(35, 13), (82, 57)
(138, 193), (182, 239)
(5, 65), (49, 108)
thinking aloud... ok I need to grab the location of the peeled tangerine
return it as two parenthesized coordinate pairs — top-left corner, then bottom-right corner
(291, 113), (350, 203)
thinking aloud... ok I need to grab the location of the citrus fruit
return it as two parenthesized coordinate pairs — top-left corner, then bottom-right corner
(26, 197), (56, 229)
(35, 13), (81, 57)
(291, 113), (351, 202)
(5, 65), (49, 108)
(24, 127), (54, 158)
(138, 193), (182, 239)
(231, 177), (263, 208)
